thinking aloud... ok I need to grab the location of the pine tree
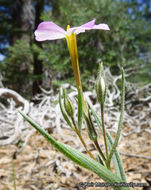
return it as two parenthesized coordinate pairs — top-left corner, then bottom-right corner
(0, 0), (47, 96)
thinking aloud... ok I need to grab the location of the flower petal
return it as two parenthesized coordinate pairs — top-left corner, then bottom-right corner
(67, 19), (109, 35)
(80, 19), (96, 29)
(35, 22), (67, 41)
(67, 19), (96, 35)
(93, 24), (110, 30)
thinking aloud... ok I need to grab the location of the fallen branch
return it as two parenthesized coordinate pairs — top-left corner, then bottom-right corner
(120, 152), (151, 160)
(0, 88), (30, 145)
(0, 88), (30, 113)
(0, 67), (151, 145)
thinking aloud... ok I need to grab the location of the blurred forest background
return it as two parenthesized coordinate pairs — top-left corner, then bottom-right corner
(0, 0), (151, 98)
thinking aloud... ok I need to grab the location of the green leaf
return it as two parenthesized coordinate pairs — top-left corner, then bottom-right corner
(59, 89), (74, 130)
(83, 106), (98, 142)
(90, 105), (127, 182)
(77, 88), (83, 132)
(107, 69), (125, 167)
(19, 111), (129, 190)
(96, 154), (105, 166)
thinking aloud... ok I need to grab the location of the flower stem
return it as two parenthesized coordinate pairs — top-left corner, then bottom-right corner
(94, 140), (106, 163)
(66, 32), (95, 159)
(72, 118), (95, 160)
(101, 105), (108, 159)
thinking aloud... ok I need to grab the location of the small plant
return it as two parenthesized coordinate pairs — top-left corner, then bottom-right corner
(19, 19), (130, 189)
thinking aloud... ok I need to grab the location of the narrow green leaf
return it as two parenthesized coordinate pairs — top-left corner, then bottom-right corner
(83, 109), (98, 142)
(90, 104), (127, 182)
(59, 89), (74, 130)
(78, 88), (83, 132)
(19, 111), (129, 190)
(96, 154), (105, 166)
(107, 69), (125, 166)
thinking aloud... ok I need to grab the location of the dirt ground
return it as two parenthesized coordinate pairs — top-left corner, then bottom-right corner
(0, 125), (150, 190)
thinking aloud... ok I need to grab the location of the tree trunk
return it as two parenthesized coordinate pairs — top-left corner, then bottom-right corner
(32, 0), (44, 96)
(21, 0), (35, 42)
(11, 0), (21, 45)
(20, 0), (35, 71)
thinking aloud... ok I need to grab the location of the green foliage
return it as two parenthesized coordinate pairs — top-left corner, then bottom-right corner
(18, 67), (129, 189)
(59, 89), (75, 129)
(39, 0), (151, 88)
(0, 0), (13, 54)
(77, 88), (83, 132)
(106, 69), (125, 167)
(19, 110), (130, 190)
(1, 0), (151, 95)
(90, 105), (127, 181)
(2, 40), (33, 96)
(7, 40), (33, 64)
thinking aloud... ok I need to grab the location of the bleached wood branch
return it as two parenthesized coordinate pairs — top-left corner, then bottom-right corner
(0, 88), (30, 145)
(0, 66), (151, 146)
(120, 152), (151, 160)
(0, 88), (30, 113)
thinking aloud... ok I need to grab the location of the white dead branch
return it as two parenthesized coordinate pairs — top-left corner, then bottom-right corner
(0, 67), (151, 146)
(0, 88), (30, 145)
(0, 88), (30, 112)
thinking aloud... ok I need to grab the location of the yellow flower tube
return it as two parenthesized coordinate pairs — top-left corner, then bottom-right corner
(66, 26), (83, 92)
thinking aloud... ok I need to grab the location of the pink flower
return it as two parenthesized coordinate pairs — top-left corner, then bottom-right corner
(34, 19), (110, 110)
(34, 19), (110, 41)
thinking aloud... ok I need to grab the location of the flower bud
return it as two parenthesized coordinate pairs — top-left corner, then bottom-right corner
(96, 63), (106, 107)
(62, 88), (74, 119)
(83, 103), (98, 141)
